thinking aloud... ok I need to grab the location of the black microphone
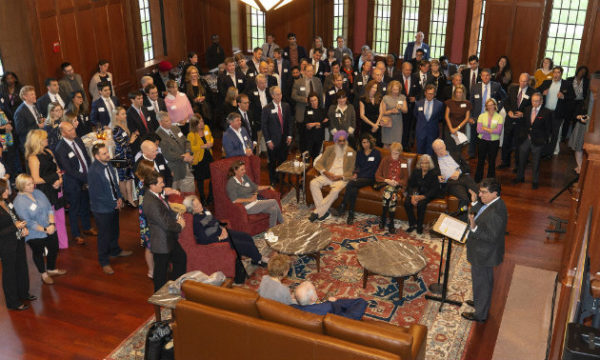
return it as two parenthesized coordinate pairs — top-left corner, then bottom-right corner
(449, 205), (469, 217)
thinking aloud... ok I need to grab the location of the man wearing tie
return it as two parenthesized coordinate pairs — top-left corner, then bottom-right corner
(403, 31), (430, 61)
(14, 86), (45, 152)
(37, 78), (66, 117)
(461, 55), (481, 98)
(414, 85), (444, 155)
(126, 91), (153, 153)
(245, 74), (272, 154)
(311, 49), (328, 83)
(261, 34), (279, 59)
(222, 112), (253, 158)
(499, 73), (534, 169)
(155, 112), (195, 193)
(88, 143), (132, 274)
(217, 58), (245, 103)
(262, 86), (293, 185)
(400, 62), (419, 149)
(462, 178), (507, 323)
(54, 121), (95, 245)
(235, 94), (256, 147)
(514, 92), (552, 189)
(292, 64), (323, 150)
(90, 82), (119, 128)
(144, 84), (167, 127)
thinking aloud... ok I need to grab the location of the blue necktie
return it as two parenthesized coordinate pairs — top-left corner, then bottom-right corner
(475, 204), (488, 220)
(426, 101), (432, 121)
(481, 85), (488, 114)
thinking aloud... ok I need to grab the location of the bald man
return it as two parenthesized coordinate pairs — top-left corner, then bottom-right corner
(135, 139), (173, 188)
(292, 281), (367, 320)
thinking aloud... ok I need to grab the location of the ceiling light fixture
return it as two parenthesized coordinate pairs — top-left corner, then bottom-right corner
(240, 0), (293, 12)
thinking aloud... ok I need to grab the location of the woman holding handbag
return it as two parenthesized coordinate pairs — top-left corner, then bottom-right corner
(378, 80), (407, 148)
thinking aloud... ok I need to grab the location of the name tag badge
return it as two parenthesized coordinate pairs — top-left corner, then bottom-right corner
(8, 203), (13, 209)
(382, 87), (387, 92)
(318, 72), (323, 76)
(283, 68), (288, 73)
(424, 49), (428, 53)
(147, 106), (154, 111)
(98, 107), (105, 112)
(253, 91), (259, 96)
(204, 130), (209, 136)
(244, 182), (250, 187)
(335, 113), (341, 118)
(307, 110), (314, 115)
(401, 163), (408, 168)
(284, 52), (288, 56)
(328, 90), (335, 95)
(397, 100), (403, 105)
(0, 98), (4, 103)
(29, 203), (37, 211)
(237, 79), (243, 84)
(300, 86), (306, 91)
(357, 82), (363, 86)
(68, 151), (75, 158)
(249, 73), (254, 78)
(347, 152), (353, 156)
(460, 103), (467, 108)
(170, 105), (177, 110)
(271, 109), (277, 114)
(159, 164), (165, 170)
(474, 94), (480, 99)
(178, 132), (183, 137)
(205, 210), (211, 216)
(523, 94), (529, 99)
(343, 78), (347, 82)
(107, 77), (111, 82)
(178, 93), (186, 97)
(418, 106), (424, 111)
(491, 119), (498, 126)
(243, 136), (248, 140)
(368, 156), (375, 162)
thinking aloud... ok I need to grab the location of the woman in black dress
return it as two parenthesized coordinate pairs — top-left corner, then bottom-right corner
(303, 92), (328, 161)
(180, 65), (213, 126)
(359, 80), (382, 146)
(0, 178), (34, 310)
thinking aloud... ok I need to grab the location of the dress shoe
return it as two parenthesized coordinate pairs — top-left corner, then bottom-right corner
(497, 163), (510, 169)
(405, 226), (416, 233)
(111, 250), (133, 258)
(251, 260), (268, 268)
(532, 182), (539, 189)
(83, 228), (98, 236)
(308, 213), (318, 222)
(318, 211), (330, 221)
(41, 273), (54, 285)
(416, 227), (423, 235)
(346, 212), (355, 225)
(9, 303), (29, 311)
(465, 299), (475, 307)
(47, 269), (67, 276)
(511, 177), (524, 184)
(388, 223), (396, 234)
(102, 265), (115, 275)
(25, 294), (38, 301)
(461, 311), (485, 322)
(75, 236), (86, 245)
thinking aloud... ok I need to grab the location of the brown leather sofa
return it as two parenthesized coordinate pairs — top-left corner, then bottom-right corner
(306, 145), (458, 223)
(173, 281), (427, 360)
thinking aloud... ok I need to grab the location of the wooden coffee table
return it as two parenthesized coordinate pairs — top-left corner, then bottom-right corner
(266, 218), (331, 272)
(357, 239), (427, 297)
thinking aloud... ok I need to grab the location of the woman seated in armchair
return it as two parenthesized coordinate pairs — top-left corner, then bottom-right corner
(226, 160), (284, 228)
(403, 154), (440, 235)
(183, 195), (267, 267)
(375, 142), (409, 234)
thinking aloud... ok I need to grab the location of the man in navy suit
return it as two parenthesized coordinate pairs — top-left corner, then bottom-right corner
(461, 55), (481, 98)
(143, 84), (167, 129)
(217, 57), (246, 104)
(261, 86), (293, 185)
(414, 84), (444, 155)
(54, 121), (95, 244)
(310, 48), (328, 83)
(37, 78), (66, 118)
(126, 91), (151, 153)
(14, 85), (44, 152)
(403, 31), (430, 61)
(88, 143), (132, 274)
(90, 82), (119, 128)
(222, 112), (253, 158)
(245, 75), (272, 151)
(400, 62), (421, 149)
(468, 68), (506, 157)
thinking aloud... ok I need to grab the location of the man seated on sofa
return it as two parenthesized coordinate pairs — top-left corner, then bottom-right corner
(308, 130), (356, 222)
(222, 112), (254, 158)
(291, 281), (368, 320)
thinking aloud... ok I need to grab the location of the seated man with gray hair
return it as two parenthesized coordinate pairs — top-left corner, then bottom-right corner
(292, 281), (367, 320)
(155, 111), (196, 192)
(222, 112), (254, 157)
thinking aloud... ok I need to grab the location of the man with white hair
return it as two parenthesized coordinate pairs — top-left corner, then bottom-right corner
(403, 31), (430, 61)
(308, 131), (356, 222)
(292, 281), (367, 320)
(155, 111), (195, 192)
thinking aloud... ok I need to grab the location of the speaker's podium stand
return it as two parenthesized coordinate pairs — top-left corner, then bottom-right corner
(425, 213), (469, 311)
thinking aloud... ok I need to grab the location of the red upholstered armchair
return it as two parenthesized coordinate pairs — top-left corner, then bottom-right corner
(169, 194), (236, 278)
(210, 155), (281, 235)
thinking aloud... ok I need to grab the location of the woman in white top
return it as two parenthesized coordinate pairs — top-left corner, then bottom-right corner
(309, 36), (327, 61)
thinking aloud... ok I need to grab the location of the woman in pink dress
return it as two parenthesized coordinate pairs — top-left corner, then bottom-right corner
(164, 79), (194, 135)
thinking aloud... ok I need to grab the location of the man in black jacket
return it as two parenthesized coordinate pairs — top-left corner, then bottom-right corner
(261, 86), (293, 185)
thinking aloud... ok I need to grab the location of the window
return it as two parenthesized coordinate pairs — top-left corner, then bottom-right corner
(428, 0), (448, 59)
(0, 58), (3, 76)
(545, 0), (587, 77)
(400, 0), (420, 57)
(247, 6), (266, 51)
(332, 0), (348, 48)
(476, 0), (487, 57)
(138, 0), (154, 62)
(372, 0), (391, 54)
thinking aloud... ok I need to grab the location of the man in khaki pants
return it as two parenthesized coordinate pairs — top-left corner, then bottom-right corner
(308, 130), (356, 222)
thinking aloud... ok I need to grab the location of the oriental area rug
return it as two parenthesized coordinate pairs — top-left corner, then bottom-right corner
(106, 194), (474, 360)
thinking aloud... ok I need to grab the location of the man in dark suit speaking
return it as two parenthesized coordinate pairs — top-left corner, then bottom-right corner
(462, 178), (507, 323)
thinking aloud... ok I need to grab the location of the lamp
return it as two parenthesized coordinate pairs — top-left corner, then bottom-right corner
(240, 0), (293, 12)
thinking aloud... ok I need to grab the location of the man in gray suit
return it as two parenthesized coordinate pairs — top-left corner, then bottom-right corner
(155, 111), (195, 193)
(462, 178), (507, 322)
(142, 172), (186, 291)
(59, 62), (88, 109)
(292, 64), (323, 150)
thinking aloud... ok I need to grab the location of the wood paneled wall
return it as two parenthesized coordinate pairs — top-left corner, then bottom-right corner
(579, 1), (600, 73)
(0, 1), (38, 87)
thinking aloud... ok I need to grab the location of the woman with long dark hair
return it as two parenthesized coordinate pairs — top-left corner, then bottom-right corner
(359, 80), (383, 146)
(491, 55), (512, 91)
(66, 90), (93, 136)
(0, 71), (23, 120)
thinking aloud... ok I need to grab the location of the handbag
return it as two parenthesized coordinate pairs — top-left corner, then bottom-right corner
(144, 320), (174, 360)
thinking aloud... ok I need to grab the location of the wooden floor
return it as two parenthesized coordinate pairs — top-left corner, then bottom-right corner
(0, 142), (577, 360)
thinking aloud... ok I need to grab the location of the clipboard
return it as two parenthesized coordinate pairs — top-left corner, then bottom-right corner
(432, 213), (469, 243)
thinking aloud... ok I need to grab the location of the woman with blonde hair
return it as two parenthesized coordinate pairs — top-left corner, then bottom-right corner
(258, 254), (295, 304)
(475, 98), (504, 182)
(375, 142), (409, 234)
(25, 129), (69, 247)
(188, 114), (214, 205)
(45, 102), (64, 151)
(180, 65), (212, 124)
(443, 84), (472, 152)
(112, 106), (137, 206)
(378, 80), (407, 148)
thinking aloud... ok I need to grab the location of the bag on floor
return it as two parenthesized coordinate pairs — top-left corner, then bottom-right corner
(144, 320), (174, 360)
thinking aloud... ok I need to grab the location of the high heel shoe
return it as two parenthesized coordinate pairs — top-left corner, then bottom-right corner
(41, 272), (54, 285)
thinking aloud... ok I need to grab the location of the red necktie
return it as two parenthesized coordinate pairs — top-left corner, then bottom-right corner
(277, 104), (283, 134)
(404, 78), (409, 96)
(517, 89), (522, 108)
(471, 72), (476, 90)
(139, 108), (148, 131)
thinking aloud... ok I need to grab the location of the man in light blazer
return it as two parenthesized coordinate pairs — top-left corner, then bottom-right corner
(261, 86), (293, 185)
(462, 178), (507, 323)
(291, 64), (323, 151)
(414, 84), (444, 155)
(142, 172), (186, 291)
(155, 111), (195, 193)
(59, 62), (88, 109)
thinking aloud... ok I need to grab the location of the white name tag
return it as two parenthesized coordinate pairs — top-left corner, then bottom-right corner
(318, 72), (323, 76)
(205, 210), (211, 215)
(382, 87), (387, 92)
(523, 94), (529, 99)
(271, 109), (277, 114)
(343, 78), (347, 82)
(398, 100), (403, 105)
(283, 68), (288, 73)
(335, 113), (341, 118)
(284, 52), (288, 56)
(253, 91), (258, 96)
(474, 94), (480, 99)
(170, 105), (177, 110)
(237, 79), (243, 83)
(178, 132), (183, 137)
(347, 152), (353, 156)
(460, 103), (467, 108)
(328, 90), (335, 95)
(99, 107), (105, 112)
(107, 77), (111, 82)
(248, 73), (254, 78)
(178, 93), (186, 97)
(68, 151), (75, 158)
(30, 203), (37, 211)
(401, 163), (407, 168)
(147, 106), (154, 111)
(368, 156), (375, 162)
(8, 203), (13, 209)
(244, 182), (250, 187)
(307, 110), (314, 115)
(357, 82), (363, 86)
(0, 98), (4, 103)
(424, 49), (428, 53)
(418, 107), (424, 111)
(204, 131), (209, 136)
(300, 86), (306, 91)
(159, 164), (165, 170)
(243, 136), (248, 140)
